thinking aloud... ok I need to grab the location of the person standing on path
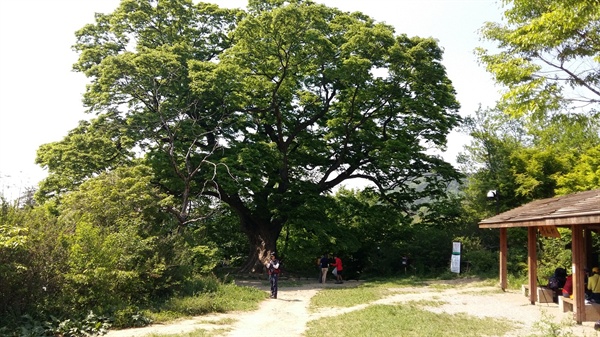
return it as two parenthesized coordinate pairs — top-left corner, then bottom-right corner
(330, 254), (343, 284)
(266, 252), (280, 299)
(316, 256), (322, 283)
(320, 254), (330, 284)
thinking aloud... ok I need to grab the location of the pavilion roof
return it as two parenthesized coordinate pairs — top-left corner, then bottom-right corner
(479, 189), (600, 228)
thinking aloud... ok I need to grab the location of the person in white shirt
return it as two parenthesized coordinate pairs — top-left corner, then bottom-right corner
(266, 252), (280, 299)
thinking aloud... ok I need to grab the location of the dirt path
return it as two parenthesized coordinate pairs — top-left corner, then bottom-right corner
(105, 279), (600, 337)
(105, 280), (325, 337)
(224, 285), (319, 337)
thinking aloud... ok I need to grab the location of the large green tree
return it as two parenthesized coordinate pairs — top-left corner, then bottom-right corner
(37, 0), (461, 271)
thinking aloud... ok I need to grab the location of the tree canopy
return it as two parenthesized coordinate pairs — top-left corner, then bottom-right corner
(470, 0), (600, 202)
(477, 0), (600, 119)
(455, 0), (600, 285)
(36, 0), (462, 270)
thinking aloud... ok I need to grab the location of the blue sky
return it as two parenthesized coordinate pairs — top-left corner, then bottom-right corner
(0, 0), (503, 199)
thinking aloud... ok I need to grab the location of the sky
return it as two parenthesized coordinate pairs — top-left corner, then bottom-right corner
(0, 0), (504, 199)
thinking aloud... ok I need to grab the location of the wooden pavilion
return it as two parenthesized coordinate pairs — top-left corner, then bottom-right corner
(479, 189), (600, 323)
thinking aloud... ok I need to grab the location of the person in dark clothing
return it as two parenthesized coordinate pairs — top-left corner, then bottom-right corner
(547, 267), (568, 303)
(266, 252), (280, 299)
(585, 267), (591, 299)
(320, 254), (330, 284)
(316, 256), (323, 283)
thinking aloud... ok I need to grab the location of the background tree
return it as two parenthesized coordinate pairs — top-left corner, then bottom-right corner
(465, 0), (600, 277)
(186, 0), (463, 270)
(471, 2), (600, 232)
(556, 144), (600, 194)
(37, 0), (461, 272)
(458, 108), (600, 278)
(322, 186), (466, 277)
(477, 0), (600, 119)
(35, 117), (134, 202)
(458, 107), (528, 214)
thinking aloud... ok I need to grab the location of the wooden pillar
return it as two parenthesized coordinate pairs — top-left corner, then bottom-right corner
(572, 225), (585, 324)
(499, 228), (508, 291)
(585, 229), (592, 268)
(527, 226), (537, 304)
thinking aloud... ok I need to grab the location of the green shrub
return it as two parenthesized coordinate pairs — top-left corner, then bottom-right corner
(462, 249), (497, 274)
(0, 312), (111, 337)
(178, 274), (221, 297)
(52, 312), (112, 337)
(112, 306), (152, 328)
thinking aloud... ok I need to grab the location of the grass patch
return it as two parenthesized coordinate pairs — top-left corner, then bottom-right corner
(144, 310), (184, 324)
(526, 311), (582, 337)
(309, 276), (442, 311)
(507, 274), (528, 290)
(305, 303), (516, 337)
(362, 276), (428, 287)
(146, 328), (229, 337)
(405, 299), (446, 307)
(198, 317), (236, 325)
(309, 285), (385, 311)
(475, 278), (502, 287)
(425, 283), (455, 291)
(145, 284), (266, 323)
(426, 278), (491, 289)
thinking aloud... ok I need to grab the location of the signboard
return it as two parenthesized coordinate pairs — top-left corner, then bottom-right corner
(450, 242), (461, 273)
(539, 226), (561, 238)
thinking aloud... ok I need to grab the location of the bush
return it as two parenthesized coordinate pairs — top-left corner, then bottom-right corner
(0, 312), (111, 337)
(462, 249), (497, 275)
(177, 274), (221, 297)
(52, 312), (112, 337)
(112, 306), (152, 328)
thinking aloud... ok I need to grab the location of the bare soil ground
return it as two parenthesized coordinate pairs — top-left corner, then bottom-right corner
(105, 278), (600, 337)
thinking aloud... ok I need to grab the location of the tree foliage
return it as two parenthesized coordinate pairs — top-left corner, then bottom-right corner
(469, 0), (600, 214)
(459, 106), (600, 207)
(458, 108), (600, 277)
(477, 0), (600, 119)
(458, 108), (529, 215)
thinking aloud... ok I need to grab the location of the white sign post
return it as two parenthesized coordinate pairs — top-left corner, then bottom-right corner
(450, 242), (461, 274)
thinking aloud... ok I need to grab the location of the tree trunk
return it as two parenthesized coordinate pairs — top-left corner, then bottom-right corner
(238, 217), (282, 273)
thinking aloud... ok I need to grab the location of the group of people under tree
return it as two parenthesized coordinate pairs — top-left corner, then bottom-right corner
(319, 254), (343, 284)
(546, 266), (600, 303)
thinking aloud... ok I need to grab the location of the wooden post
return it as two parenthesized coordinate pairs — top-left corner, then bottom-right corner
(585, 228), (592, 268)
(572, 225), (585, 324)
(528, 226), (537, 304)
(500, 228), (508, 291)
